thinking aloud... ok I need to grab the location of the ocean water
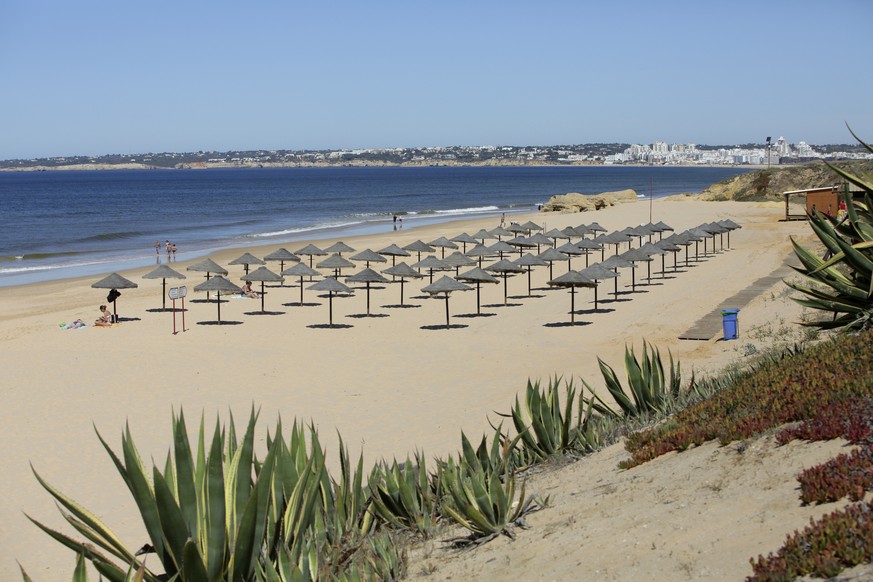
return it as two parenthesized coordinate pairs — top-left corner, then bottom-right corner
(0, 165), (751, 286)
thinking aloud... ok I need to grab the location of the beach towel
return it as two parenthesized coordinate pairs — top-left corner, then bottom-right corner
(59, 320), (87, 330)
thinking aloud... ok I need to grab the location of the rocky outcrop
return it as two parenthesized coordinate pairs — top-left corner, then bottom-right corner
(540, 189), (638, 213)
(697, 160), (873, 201)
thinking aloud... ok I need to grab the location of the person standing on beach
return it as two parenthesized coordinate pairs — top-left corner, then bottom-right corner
(170, 242), (177, 260)
(154, 241), (161, 255)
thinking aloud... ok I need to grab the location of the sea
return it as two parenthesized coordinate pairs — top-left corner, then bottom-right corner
(0, 165), (752, 287)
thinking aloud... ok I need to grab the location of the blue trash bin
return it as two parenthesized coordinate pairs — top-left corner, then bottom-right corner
(721, 308), (740, 340)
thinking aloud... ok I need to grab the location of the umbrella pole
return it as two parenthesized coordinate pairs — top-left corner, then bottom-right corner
(162, 278), (167, 310)
(329, 292), (334, 325)
(366, 282), (371, 315)
(444, 294), (450, 327)
(527, 267), (532, 296)
(400, 278), (406, 306)
(217, 291), (222, 323)
(594, 284), (599, 311)
(631, 267), (636, 292)
(503, 275), (508, 305)
(299, 276), (305, 304)
(570, 287), (575, 323)
(613, 277), (618, 298)
(260, 282), (266, 313)
(476, 282), (481, 315)
(646, 261), (651, 282)
(661, 255), (665, 279)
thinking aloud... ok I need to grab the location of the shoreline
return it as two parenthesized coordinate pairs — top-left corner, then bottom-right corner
(0, 197), (813, 579)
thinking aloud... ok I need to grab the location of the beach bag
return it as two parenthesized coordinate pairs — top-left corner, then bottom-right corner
(107, 289), (121, 303)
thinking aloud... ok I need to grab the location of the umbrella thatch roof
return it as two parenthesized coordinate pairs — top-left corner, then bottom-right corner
(383, 262), (424, 279)
(443, 252), (476, 268)
(318, 253), (355, 270)
(538, 248), (571, 262)
(556, 242), (586, 256)
(296, 244), (327, 256)
(142, 265), (186, 280)
(346, 268), (390, 284)
(242, 266), (284, 282)
(325, 241), (356, 254)
(579, 264), (619, 280)
(489, 226), (513, 238)
(429, 236), (458, 249)
(639, 242), (668, 256)
(403, 240), (435, 253)
(465, 243), (494, 259)
(562, 225), (588, 238)
(587, 222), (607, 232)
(655, 239), (682, 252)
(471, 228), (494, 240)
(451, 233), (478, 245)
(515, 253), (548, 267)
(413, 256), (451, 270)
(548, 270), (597, 288)
(520, 220), (543, 232)
(544, 228), (570, 240)
(229, 252), (265, 266)
(282, 262), (320, 277)
(377, 244), (410, 257)
(92, 272), (138, 289)
(422, 275), (472, 295)
(351, 249), (387, 264)
(308, 277), (352, 293)
(507, 236), (536, 248)
(187, 258), (228, 275)
(456, 267), (499, 284)
(486, 259), (525, 273)
(194, 275), (242, 293)
(527, 233), (553, 246)
(488, 241), (516, 254)
(718, 219), (741, 230)
(654, 221), (674, 232)
(601, 254), (635, 270)
(264, 248), (300, 262)
(621, 249), (654, 263)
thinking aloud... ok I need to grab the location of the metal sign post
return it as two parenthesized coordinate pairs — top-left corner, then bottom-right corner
(169, 285), (189, 335)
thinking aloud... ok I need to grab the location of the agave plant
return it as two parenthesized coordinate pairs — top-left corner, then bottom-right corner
(26, 409), (381, 581)
(583, 340), (681, 418)
(368, 452), (438, 536)
(437, 452), (540, 545)
(507, 377), (584, 460)
(786, 129), (873, 330)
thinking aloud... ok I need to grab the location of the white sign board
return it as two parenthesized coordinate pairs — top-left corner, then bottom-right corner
(169, 286), (188, 300)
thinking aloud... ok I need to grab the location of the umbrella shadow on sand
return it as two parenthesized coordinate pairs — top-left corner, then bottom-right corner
(420, 323), (469, 331)
(197, 320), (243, 326)
(282, 301), (322, 308)
(308, 323), (354, 329)
(346, 313), (389, 319)
(543, 320), (593, 328)
(454, 312), (497, 319)
(573, 307), (616, 315)
(243, 310), (286, 316)
(381, 303), (422, 309)
(116, 316), (142, 322)
(146, 307), (187, 313)
(482, 301), (524, 308)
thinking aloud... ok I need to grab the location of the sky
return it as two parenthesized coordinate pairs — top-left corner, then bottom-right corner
(2, 1), (872, 160)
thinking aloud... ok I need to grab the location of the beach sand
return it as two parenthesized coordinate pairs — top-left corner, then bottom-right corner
(0, 198), (822, 579)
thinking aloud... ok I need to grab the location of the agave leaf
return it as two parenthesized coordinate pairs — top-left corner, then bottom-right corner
(180, 539), (209, 582)
(73, 553), (88, 582)
(171, 410), (199, 540)
(204, 419), (227, 580)
(30, 466), (135, 565)
(598, 357), (636, 416)
(153, 469), (190, 569)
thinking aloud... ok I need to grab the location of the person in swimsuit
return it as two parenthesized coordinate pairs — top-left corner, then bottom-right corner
(241, 281), (260, 299)
(95, 305), (112, 326)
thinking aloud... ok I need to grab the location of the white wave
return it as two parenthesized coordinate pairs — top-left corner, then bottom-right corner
(249, 220), (361, 238)
(434, 205), (500, 215)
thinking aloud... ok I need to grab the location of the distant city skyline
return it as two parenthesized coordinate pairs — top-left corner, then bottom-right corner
(2, 1), (871, 160)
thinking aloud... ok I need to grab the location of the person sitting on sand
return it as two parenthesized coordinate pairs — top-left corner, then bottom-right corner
(95, 305), (112, 326)
(241, 281), (260, 299)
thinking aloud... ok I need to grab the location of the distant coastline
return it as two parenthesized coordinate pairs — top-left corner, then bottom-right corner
(0, 160), (767, 172)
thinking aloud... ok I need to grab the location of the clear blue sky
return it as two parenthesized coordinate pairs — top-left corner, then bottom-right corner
(2, 0), (871, 159)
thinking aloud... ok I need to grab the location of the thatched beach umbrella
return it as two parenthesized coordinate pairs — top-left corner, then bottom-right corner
(295, 244), (328, 272)
(717, 219), (741, 248)
(194, 275), (241, 324)
(241, 266), (284, 313)
(325, 241), (356, 256)
(282, 262), (320, 305)
(142, 264), (186, 310)
(544, 228), (571, 247)
(587, 222), (607, 235)
(619, 248), (653, 292)
(346, 267), (389, 315)
(421, 275), (472, 328)
(515, 253), (548, 296)
(377, 243), (411, 266)
(488, 240), (516, 260)
(485, 259), (526, 305)
(538, 247), (570, 281)
(318, 253), (355, 277)
(229, 252), (265, 275)
(578, 264), (618, 311)
(465, 243), (494, 267)
(520, 220), (543, 235)
(264, 248), (300, 279)
(548, 270), (597, 324)
(557, 242), (588, 270)
(443, 251), (476, 275)
(412, 255), (451, 283)
(307, 277), (353, 326)
(91, 272), (139, 318)
(638, 242), (669, 281)
(601, 254), (636, 297)
(187, 258), (228, 301)
(428, 236), (458, 258)
(456, 267), (499, 315)
(382, 262), (424, 306)
(450, 232), (478, 253)
(669, 232), (695, 268)
(506, 222), (528, 235)
(470, 228), (494, 244)
(655, 238), (682, 274)
(403, 240), (436, 264)
(526, 232), (553, 253)
(350, 248), (388, 268)
(489, 226), (513, 240)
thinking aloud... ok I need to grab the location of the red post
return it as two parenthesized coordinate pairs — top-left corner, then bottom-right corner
(172, 298), (177, 335)
(182, 296), (186, 332)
